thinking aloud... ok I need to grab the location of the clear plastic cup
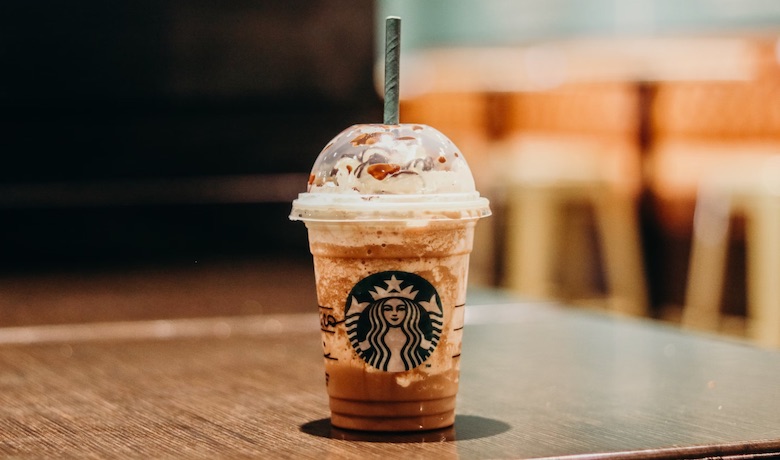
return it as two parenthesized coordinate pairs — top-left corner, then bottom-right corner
(290, 123), (490, 431)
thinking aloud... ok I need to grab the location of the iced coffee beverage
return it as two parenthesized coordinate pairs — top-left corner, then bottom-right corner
(290, 124), (490, 431)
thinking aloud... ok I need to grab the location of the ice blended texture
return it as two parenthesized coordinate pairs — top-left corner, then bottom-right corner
(290, 123), (490, 431)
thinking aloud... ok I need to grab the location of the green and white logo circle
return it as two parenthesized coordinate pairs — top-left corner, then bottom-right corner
(345, 271), (443, 372)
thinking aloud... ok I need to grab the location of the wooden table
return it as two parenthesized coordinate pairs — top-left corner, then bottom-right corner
(1, 301), (779, 459)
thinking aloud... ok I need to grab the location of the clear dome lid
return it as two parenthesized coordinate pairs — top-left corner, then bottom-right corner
(290, 124), (490, 222)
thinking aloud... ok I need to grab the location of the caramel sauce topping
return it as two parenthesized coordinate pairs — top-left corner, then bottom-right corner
(366, 163), (401, 180)
(351, 132), (383, 146)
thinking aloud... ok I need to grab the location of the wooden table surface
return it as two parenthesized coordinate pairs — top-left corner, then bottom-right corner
(1, 301), (779, 459)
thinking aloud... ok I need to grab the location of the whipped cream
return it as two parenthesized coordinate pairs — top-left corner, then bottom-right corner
(291, 124), (490, 223)
(307, 124), (477, 195)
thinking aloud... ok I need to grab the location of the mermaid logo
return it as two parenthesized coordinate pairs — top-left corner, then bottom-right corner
(345, 271), (443, 372)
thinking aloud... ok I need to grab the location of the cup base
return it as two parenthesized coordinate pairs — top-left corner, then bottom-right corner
(329, 395), (456, 432)
(331, 411), (455, 432)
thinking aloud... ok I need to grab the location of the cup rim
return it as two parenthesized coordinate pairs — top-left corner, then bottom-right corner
(289, 192), (491, 223)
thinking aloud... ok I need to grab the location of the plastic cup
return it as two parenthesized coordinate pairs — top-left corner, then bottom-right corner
(290, 124), (490, 431)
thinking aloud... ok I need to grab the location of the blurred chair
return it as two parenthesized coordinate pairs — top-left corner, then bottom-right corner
(682, 156), (780, 348)
(494, 82), (648, 316)
(648, 75), (780, 346)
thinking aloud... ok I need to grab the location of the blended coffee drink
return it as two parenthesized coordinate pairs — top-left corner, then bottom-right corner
(290, 124), (490, 431)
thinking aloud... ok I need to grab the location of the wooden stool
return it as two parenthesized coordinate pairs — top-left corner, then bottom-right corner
(650, 76), (780, 346)
(498, 135), (648, 316)
(683, 159), (780, 347)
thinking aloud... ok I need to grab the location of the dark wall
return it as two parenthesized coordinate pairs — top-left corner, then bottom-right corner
(0, 1), (381, 269)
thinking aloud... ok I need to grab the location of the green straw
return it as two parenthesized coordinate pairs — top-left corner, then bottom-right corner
(383, 16), (401, 125)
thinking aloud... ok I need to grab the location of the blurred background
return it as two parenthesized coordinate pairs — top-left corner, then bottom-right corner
(1, 0), (779, 346)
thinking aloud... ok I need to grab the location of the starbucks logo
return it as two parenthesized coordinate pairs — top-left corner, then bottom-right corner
(345, 271), (443, 372)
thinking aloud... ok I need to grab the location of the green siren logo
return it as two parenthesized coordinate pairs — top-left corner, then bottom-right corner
(345, 271), (443, 372)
